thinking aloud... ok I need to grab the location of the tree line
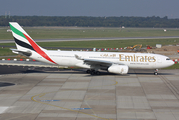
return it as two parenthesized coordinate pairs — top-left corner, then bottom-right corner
(0, 16), (179, 28)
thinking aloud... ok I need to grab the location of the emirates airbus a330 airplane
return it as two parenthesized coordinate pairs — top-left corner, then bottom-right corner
(9, 22), (174, 75)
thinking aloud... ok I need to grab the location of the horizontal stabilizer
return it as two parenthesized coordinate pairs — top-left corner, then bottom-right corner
(10, 49), (32, 56)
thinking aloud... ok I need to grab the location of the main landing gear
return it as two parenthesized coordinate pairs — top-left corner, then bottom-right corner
(154, 69), (158, 75)
(86, 69), (100, 75)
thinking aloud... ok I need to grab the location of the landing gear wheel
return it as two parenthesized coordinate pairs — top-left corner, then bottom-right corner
(154, 69), (158, 75)
(89, 70), (100, 75)
(90, 70), (96, 75)
(95, 71), (100, 75)
(86, 69), (91, 74)
(154, 72), (158, 75)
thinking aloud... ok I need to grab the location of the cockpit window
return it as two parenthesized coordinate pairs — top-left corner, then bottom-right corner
(166, 58), (171, 60)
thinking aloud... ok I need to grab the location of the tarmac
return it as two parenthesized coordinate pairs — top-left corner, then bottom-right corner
(1, 36), (179, 43)
(0, 66), (179, 120)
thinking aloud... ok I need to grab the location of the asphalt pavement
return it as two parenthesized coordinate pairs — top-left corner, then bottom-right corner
(1, 36), (179, 43)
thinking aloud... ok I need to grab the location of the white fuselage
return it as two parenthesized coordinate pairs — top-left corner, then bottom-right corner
(29, 50), (174, 70)
(9, 22), (175, 75)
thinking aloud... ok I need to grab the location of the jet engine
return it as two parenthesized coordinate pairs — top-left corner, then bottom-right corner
(108, 64), (129, 74)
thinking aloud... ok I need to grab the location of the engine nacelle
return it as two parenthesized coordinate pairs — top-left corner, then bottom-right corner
(108, 65), (129, 74)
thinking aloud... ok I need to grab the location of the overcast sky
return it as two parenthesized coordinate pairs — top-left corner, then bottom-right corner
(1, 0), (179, 18)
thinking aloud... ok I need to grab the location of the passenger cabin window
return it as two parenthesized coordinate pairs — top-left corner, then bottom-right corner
(166, 58), (171, 60)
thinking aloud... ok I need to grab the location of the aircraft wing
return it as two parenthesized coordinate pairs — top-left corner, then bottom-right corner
(75, 54), (124, 68)
(83, 58), (113, 66)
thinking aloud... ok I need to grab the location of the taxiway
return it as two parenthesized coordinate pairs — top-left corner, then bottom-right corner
(0, 68), (179, 120)
(1, 36), (179, 43)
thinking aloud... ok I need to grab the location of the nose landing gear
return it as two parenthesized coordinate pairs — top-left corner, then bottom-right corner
(154, 69), (158, 75)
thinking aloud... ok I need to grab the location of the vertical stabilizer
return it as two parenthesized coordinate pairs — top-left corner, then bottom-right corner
(9, 22), (38, 51)
(9, 22), (57, 64)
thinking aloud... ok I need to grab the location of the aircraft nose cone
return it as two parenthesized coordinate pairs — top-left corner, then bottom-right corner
(173, 61), (175, 64)
(171, 60), (175, 66)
